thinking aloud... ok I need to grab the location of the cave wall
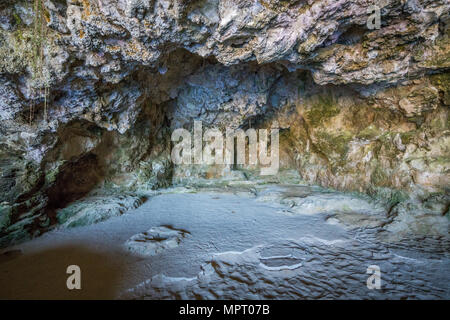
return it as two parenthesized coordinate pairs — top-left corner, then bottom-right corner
(0, 0), (449, 245)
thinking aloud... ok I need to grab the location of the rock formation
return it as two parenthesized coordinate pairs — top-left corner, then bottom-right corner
(0, 0), (449, 246)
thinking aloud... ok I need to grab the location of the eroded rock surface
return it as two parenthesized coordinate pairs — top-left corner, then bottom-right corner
(0, 188), (448, 299)
(123, 237), (449, 299)
(125, 225), (190, 256)
(0, 0), (449, 245)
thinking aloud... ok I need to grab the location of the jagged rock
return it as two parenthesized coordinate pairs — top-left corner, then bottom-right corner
(0, 0), (449, 246)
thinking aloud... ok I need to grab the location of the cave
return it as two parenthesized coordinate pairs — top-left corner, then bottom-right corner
(0, 0), (449, 302)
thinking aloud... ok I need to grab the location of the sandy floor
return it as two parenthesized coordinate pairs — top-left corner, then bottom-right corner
(0, 186), (449, 299)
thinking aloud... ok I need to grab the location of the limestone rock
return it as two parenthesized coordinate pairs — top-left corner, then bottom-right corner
(125, 225), (190, 256)
(0, 0), (449, 246)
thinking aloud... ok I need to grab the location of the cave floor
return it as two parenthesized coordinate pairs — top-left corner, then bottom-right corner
(0, 185), (449, 299)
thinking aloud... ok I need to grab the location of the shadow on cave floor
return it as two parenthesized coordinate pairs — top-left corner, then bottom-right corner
(0, 245), (126, 299)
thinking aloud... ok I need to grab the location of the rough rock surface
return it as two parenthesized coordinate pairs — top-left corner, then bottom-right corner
(1, 189), (448, 299)
(0, 0), (449, 245)
(123, 235), (449, 299)
(125, 225), (190, 256)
